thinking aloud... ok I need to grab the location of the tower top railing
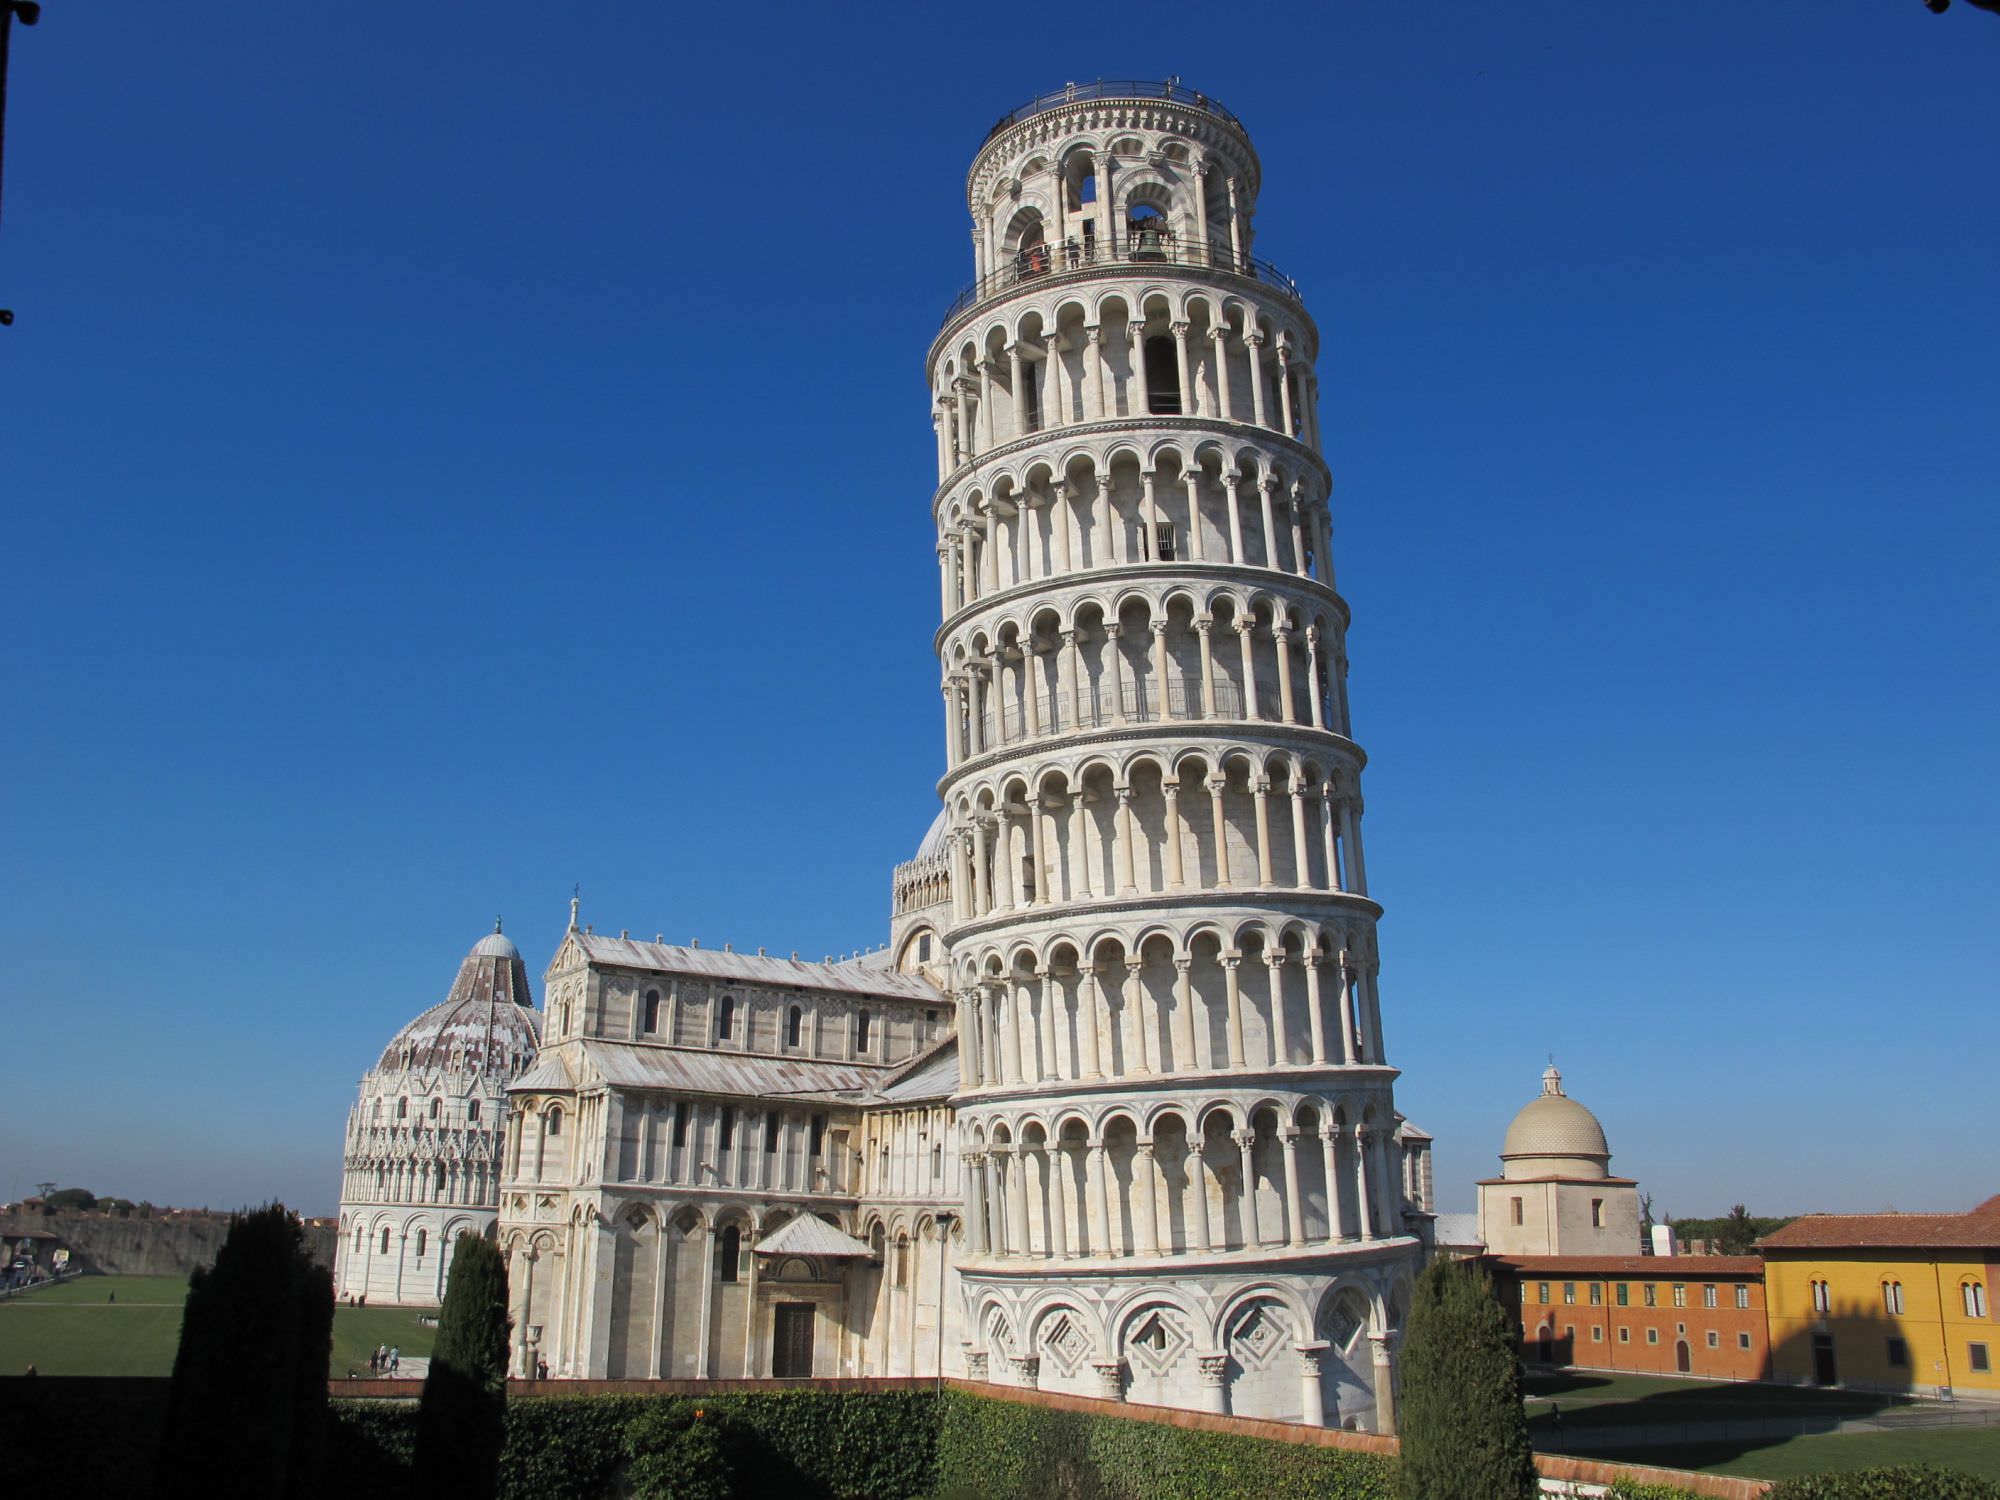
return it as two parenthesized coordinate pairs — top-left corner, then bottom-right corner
(939, 234), (1303, 332)
(982, 80), (1243, 144)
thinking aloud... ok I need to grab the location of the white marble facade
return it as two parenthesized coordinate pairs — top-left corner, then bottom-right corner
(336, 925), (541, 1305)
(490, 84), (1432, 1430)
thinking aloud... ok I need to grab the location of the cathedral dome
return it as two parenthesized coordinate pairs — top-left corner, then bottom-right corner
(1500, 1065), (1611, 1180)
(377, 923), (541, 1074)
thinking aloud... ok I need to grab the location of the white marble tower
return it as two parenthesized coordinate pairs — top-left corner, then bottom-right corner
(929, 82), (1425, 1429)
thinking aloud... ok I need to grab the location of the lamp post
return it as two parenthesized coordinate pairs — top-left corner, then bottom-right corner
(0, 0), (41, 326)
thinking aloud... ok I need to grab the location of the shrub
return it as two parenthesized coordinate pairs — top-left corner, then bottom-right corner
(414, 1233), (512, 1500)
(1604, 1481), (1704, 1499)
(1396, 1257), (1536, 1500)
(624, 1402), (735, 1500)
(932, 1388), (1394, 1500)
(1765, 1467), (2000, 1500)
(155, 1203), (332, 1500)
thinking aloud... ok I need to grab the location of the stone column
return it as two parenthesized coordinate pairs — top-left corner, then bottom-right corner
(979, 358), (997, 451)
(971, 816), (992, 915)
(1085, 324), (1106, 421)
(1093, 1359), (1126, 1402)
(1235, 1128), (1260, 1246)
(1222, 953), (1246, 1067)
(1251, 778), (1275, 886)
(1257, 478), (1279, 571)
(1354, 1127), (1377, 1240)
(1171, 956), (1196, 1071)
(1133, 1142), (1160, 1254)
(965, 1154), (988, 1252)
(1125, 957), (1153, 1076)
(1027, 796), (1048, 902)
(1280, 1126), (1306, 1247)
(1149, 620), (1169, 719)
(1033, 967), (1058, 1082)
(1079, 966), (1103, 1078)
(1060, 629), (1082, 731)
(1278, 347), (1296, 437)
(1127, 325), (1149, 417)
(1238, 619), (1261, 720)
(996, 984), (1022, 1087)
(1163, 784), (1186, 890)
(1007, 342), (1027, 438)
(1189, 1136), (1214, 1250)
(1114, 787), (1138, 895)
(1171, 320), (1193, 416)
(1086, 1138), (1112, 1256)
(1305, 627), (1326, 729)
(1340, 797), (1369, 896)
(1267, 953), (1291, 1066)
(1207, 774), (1230, 889)
(1105, 624), (1127, 723)
(1047, 1142), (1069, 1257)
(1245, 331), (1268, 428)
(1321, 1126), (1347, 1242)
(1095, 475), (1116, 566)
(1055, 483), (1075, 573)
(1225, 174), (1244, 266)
(1004, 1146), (1031, 1255)
(1195, 619), (1217, 717)
(1371, 1333), (1398, 1436)
(1288, 486), (1307, 576)
(1012, 1354), (1041, 1390)
(1288, 776), (1312, 889)
(1183, 466), (1206, 560)
(1210, 325), (1233, 421)
(1223, 472), (1246, 564)
(964, 1345), (989, 1382)
(1321, 790), (1342, 893)
(1198, 1352), (1229, 1414)
(1296, 1341), (1328, 1427)
(1335, 958), (1358, 1064)
(1273, 624), (1296, 723)
(955, 378), (973, 462)
(1303, 951), (1328, 1065)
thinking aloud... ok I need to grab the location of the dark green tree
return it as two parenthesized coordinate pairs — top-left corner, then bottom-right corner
(414, 1232), (513, 1500)
(155, 1202), (333, 1500)
(1397, 1257), (1537, 1500)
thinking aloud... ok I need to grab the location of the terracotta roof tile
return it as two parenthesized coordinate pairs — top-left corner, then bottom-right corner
(1485, 1255), (1763, 1277)
(1757, 1195), (2000, 1252)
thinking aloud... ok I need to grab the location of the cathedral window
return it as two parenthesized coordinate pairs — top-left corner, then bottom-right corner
(430, 1098), (441, 1120)
(546, 1107), (563, 1138)
(809, 1114), (826, 1157)
(380, 1227), (391, 1254)
(787, 1006), (802, 1048)
(718, 995), (736, 1041)
(354, 1224), (364, 1250)
(644, 989), (661, 1033)
(1510, 1196), (1523, 1226)
(932, 1144), (942, 1179)
(856, 1009), (873, 1054)
(1591, 1198), (1605, 1228)
(673, 1101), (690, 1148)
(719, 1106), (736, 1152)
(717, 1225), (741, 1283)
(435, 1163), (446, 1194)
(397, 1098), (408, 1120)
(765, 1112), (781, 1154)
(468, 1099), (480, 1122)
(415, 1230), (427, 1258)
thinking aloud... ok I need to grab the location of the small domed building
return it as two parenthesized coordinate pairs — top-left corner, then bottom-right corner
(1475, 1065), (1639, 1257)
(335, 923), (542, 1305)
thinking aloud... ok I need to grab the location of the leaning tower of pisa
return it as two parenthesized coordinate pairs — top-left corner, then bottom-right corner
(929, 83), (1424, 1430)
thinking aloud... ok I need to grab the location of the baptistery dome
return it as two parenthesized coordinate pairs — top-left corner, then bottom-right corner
(1500, 1065), (1611, 1180)
(335, 922), (542, 1307)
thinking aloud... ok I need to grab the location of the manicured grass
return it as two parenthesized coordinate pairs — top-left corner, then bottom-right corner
(1522, 1367), (1906, 1434)
(0, 1274), (436, 1378)
(1593, 1425), (2000, 1480)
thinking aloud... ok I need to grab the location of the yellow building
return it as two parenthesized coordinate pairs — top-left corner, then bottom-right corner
(1759, 1193), (1999, 1400)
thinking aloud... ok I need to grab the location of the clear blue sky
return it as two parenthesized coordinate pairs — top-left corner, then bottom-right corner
(3, 4), (1993, 1221)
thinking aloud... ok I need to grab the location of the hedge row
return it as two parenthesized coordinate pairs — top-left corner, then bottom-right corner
(1764, 1467), (2000, 1500)
(930, 1387), (1396, 1500)
(330, 1389), (943, 1500)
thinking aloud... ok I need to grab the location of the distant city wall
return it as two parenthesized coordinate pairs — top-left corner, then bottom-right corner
(0, 1210), (337, 1277)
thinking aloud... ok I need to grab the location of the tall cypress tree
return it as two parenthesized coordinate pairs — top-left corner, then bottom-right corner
(1396, 1257), (1537, 1500)
(414, 1231), (513, 1500)
(156, 1203), (333, 1500)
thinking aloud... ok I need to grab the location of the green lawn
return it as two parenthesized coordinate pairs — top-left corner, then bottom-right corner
(0, 1274), (436, 1378)
(1592, 1427), (2000, 1481)
(1520, 1368), (2000, 1480)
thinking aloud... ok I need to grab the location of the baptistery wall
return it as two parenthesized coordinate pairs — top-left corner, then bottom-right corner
(928, 83), (1425, 1430)
(335, 925), (541, 1305)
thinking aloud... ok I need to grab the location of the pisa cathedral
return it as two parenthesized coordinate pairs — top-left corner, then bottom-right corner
(338, 83), (1434, 1430)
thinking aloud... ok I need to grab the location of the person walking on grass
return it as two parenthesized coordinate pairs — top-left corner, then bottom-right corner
(390, 1345), (400, 1375)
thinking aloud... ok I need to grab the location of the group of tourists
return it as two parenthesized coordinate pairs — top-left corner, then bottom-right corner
(368, 1344), (400, 1376)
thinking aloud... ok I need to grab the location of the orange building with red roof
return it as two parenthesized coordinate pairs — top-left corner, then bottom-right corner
(1485, 1254), (1769, 1380)
(1758, 1193), (2000, 1399)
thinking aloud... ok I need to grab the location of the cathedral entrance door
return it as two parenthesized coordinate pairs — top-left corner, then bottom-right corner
(773, 1302), (816, 1378)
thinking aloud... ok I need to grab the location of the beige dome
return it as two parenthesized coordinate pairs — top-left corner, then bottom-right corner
(1500, 1065), (1610, 1179)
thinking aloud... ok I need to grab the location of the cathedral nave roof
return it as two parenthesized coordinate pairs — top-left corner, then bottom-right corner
(570, 933), (944, 1002)
(533, 1038), (882, 1102)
